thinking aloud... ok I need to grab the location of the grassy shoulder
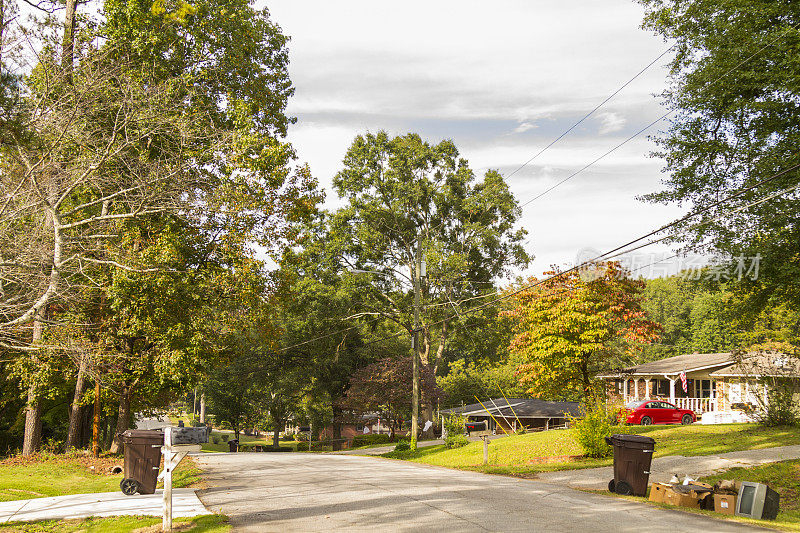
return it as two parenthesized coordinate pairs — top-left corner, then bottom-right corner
(598, 459), (800, 532)
(201, 431), (298, 452)
(0, 514), (230, 533)
(0, 452), (202, 502)
(382, 424), (800, 476)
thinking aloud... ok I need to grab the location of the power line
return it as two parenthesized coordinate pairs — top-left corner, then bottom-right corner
(271, 25), (800, 356)
(505, 44), (675, 181)
(517, 23), (799, 208)
(269, 161), (799, 355)
(354, 161), (800, 350)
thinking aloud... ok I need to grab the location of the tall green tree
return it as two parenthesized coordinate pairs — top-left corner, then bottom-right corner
(638, 0), (800, 314)
(329, 131), (530, 375)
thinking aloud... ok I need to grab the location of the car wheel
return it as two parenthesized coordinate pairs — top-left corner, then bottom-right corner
(608, 479), (616, 493)
(640, 416), (652, 426)
(681, 414), (693, 425)
(120, 478), (140, 496)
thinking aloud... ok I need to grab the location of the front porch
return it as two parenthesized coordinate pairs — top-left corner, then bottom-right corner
(615, 376), (719, 413)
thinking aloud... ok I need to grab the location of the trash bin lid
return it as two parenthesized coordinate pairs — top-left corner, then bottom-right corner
(608, 434), (655, 445)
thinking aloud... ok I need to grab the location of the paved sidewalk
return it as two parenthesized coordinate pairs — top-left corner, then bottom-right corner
(0, 489), (210, 524)
(538, 444), (800, 490)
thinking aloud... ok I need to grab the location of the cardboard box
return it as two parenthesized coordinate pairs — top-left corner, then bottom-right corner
(648, 483), (671, 503)
(662, 487), (709, 509)
(714, 494), (737, 515)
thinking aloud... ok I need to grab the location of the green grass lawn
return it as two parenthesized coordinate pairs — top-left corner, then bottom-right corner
(698, 459), (800, 531)
(201, 431), (298, 452)
(0, 453), (202, 502)
(383, 424), (800, 476)
(0, 514), (230, 532)
(603, 458), (800, 532)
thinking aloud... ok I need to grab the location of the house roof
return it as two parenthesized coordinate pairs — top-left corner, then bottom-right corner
(440, 398), (581, 419)
(598, 352), (735, 378)
(709, 353), (800, 377)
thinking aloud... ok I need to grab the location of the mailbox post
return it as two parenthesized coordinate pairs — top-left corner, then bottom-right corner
(159, 426), (208, 532)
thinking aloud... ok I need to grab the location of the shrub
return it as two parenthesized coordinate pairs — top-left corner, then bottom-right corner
(351, 434), (390, 447)
(445, 434), (469, 449)
(443, 414), (466, 438)
(296, 442), (309, 451)
(294, 433), (309, 442)
(568, 399), (626, 458)
(393, 439), (411, 452)
(755, 379), (799, 427)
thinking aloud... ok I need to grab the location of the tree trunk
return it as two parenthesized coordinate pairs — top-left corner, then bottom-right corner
(199, 393), (206, 423)
(92, 379), (101, 457)
(109, 386), (130, 454)
(61, 0), (77, 76)
(22, 313), (45, 456)
(21, 388), (42, 456)
(433, 320), (447, 376)
(272, 423), (280, 449)
(65, 354), (87, 449)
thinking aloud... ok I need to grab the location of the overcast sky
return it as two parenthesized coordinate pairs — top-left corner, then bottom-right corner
(265, 0), (690, 279)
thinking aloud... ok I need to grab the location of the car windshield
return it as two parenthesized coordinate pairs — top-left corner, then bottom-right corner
(625, 400), (647, 409)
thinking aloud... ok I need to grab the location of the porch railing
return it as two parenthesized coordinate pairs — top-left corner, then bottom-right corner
(674, 397), (714, 413)
(628, 396), (715, 413)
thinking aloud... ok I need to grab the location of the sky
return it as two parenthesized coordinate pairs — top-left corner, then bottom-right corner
(264, 0), (692, 280)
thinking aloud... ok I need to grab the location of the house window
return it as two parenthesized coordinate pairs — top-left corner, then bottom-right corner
(696, 379), (715, 398)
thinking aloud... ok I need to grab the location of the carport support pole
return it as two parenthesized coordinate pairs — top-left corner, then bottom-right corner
(483, 436), (489, 465)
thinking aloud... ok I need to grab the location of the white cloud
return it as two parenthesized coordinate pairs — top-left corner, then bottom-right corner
(264, 0), (686, 276)
(513, 122), (537, 134)
(597, 111), (627, 134)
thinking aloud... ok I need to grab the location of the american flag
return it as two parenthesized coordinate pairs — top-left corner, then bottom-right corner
(680, 371), (688, 393)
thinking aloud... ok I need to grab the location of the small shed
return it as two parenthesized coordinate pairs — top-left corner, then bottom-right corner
(440, 398), (581, 433)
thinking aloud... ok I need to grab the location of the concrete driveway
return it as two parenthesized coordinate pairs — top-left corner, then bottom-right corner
(195, 452), (763, 532)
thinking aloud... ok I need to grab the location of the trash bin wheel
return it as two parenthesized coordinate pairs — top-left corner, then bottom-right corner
(640, 416), (652, 425)
(120, 478), (140, 496)
(608, 479), (615, 493)
(681, 414), (693, 425)
(614, 480), (633, 495)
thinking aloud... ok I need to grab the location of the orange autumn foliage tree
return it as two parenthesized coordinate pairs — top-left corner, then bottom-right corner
(505, 262), (660, 400)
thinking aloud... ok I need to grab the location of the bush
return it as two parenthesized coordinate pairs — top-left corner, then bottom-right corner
(443, 414), (466, 437)
(568, 399), (626, 458)
(294, 433), (310, 442)
(393, 439), (411, 452)
(351, 434), (391, 447)
(445, 434), (469, 449)
(296, 442), (309, 451)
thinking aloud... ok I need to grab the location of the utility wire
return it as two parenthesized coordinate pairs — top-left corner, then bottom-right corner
(269, 25), (800, 356)
(516, 23), (799, 207)
(505, 44), (676, 181)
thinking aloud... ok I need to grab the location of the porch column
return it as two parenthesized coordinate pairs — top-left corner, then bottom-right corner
(633, 378), (639, 399)
(622, 379), (628, 402)
(644, 378), (651, 399)
(669, 378), (676, 404)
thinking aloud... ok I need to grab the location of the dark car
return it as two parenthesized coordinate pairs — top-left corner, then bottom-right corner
(624, 399), (696, 425)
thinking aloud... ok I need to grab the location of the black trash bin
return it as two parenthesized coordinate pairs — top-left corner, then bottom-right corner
(120, 429), (163, 495)
(605, 434), (655, 496)
(228, 439), (239, 452)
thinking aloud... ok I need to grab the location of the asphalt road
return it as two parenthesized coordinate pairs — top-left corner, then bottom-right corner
(196, 453), (764, 532)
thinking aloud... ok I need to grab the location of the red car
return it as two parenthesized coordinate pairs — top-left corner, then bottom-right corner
(624, 400), (696, 425)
